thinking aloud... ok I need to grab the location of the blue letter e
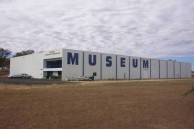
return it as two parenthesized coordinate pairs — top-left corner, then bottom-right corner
(120, 57), (125, 67)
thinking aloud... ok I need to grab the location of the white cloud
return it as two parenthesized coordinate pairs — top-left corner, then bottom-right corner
(0, 0), (194, 58)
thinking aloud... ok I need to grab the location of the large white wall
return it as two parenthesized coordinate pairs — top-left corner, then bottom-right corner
(10, 54), (43, 78)
(117, 55), (129, 79)
(62, 49), (83, 80)
(160, 60), (167, 78)
(167, 61), (174, 78)
(10, 48), (192, 80)
(150, 59), (159, 79)
(130, 57), (140, 79)
(141, 58), (150, 79)
(174, 62), (181, 78)
(83, 51), (101, 80)
(10, 49), (63, 78)
(101, 53), (116, 79)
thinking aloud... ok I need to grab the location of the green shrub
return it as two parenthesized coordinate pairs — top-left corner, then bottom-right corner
(51, 76), (61, 79)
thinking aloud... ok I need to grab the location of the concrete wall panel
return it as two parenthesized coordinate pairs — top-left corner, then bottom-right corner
(186, 63), (192, 78)
(117, 55), (129, 79)
(141, 58), (151, 79)
(129, 57), (140, 79)
(160, 60), (167, 78)
(167, 61), (174, 78)
(174, 62), (181, 78)
(83, 51), (101, 80)
(181, 63), (187, 78)
(151, 59), (159, 79)
(63, 49), (83, 80)
(101, 53), (116, 79)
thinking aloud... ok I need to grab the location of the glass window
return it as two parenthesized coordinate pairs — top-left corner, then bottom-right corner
(46, 60), (62, 68)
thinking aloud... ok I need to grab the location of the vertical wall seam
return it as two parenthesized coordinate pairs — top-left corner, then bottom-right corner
(129, 57), (130, 79)
(159, 60), (160, 79)
(150, 60), (152, 78)
(180, 62), (181, 78)
(167, 61), (168, 79)
(83, 52), (84, 76)
(116, 55), (117, 79)
(174, 61), (175, 79)
(140, 58), (142, 79)
(61, 49), (64, 80)
(63, 49), (66, 80)
(100, 53), (102, 80)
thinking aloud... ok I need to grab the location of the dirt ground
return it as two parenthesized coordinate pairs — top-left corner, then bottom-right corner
(0, 79), (194, 129)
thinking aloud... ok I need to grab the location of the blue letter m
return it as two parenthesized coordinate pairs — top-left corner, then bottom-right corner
(67, 52), (79, 65)
(143, 60), (149, 68)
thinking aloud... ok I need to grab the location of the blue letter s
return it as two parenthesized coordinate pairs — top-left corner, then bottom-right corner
(106, 56), (112, 67)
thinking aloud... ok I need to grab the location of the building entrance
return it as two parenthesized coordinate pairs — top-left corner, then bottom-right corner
(44, 71), (62, 79)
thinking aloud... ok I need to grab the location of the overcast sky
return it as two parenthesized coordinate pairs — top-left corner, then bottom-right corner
(0, 0), (194, 63)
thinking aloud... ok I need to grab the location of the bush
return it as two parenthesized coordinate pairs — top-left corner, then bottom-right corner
(51, 76), (61, 79)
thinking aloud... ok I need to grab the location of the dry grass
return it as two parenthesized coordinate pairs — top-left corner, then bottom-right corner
(0, 70), (9, 77)
(0, 79), (194, 129)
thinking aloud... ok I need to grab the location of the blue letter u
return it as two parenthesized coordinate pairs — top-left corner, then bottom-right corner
(133, 59), (138, 68)
(89, 54), (96, 66)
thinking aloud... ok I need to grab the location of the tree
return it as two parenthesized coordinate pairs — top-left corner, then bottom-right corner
(0, 48), (12, 68)
(14, 50), (34, 57)
(4, 58), (10, 68)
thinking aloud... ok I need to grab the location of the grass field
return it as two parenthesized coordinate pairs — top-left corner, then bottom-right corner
(0, 79), (194, 129)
